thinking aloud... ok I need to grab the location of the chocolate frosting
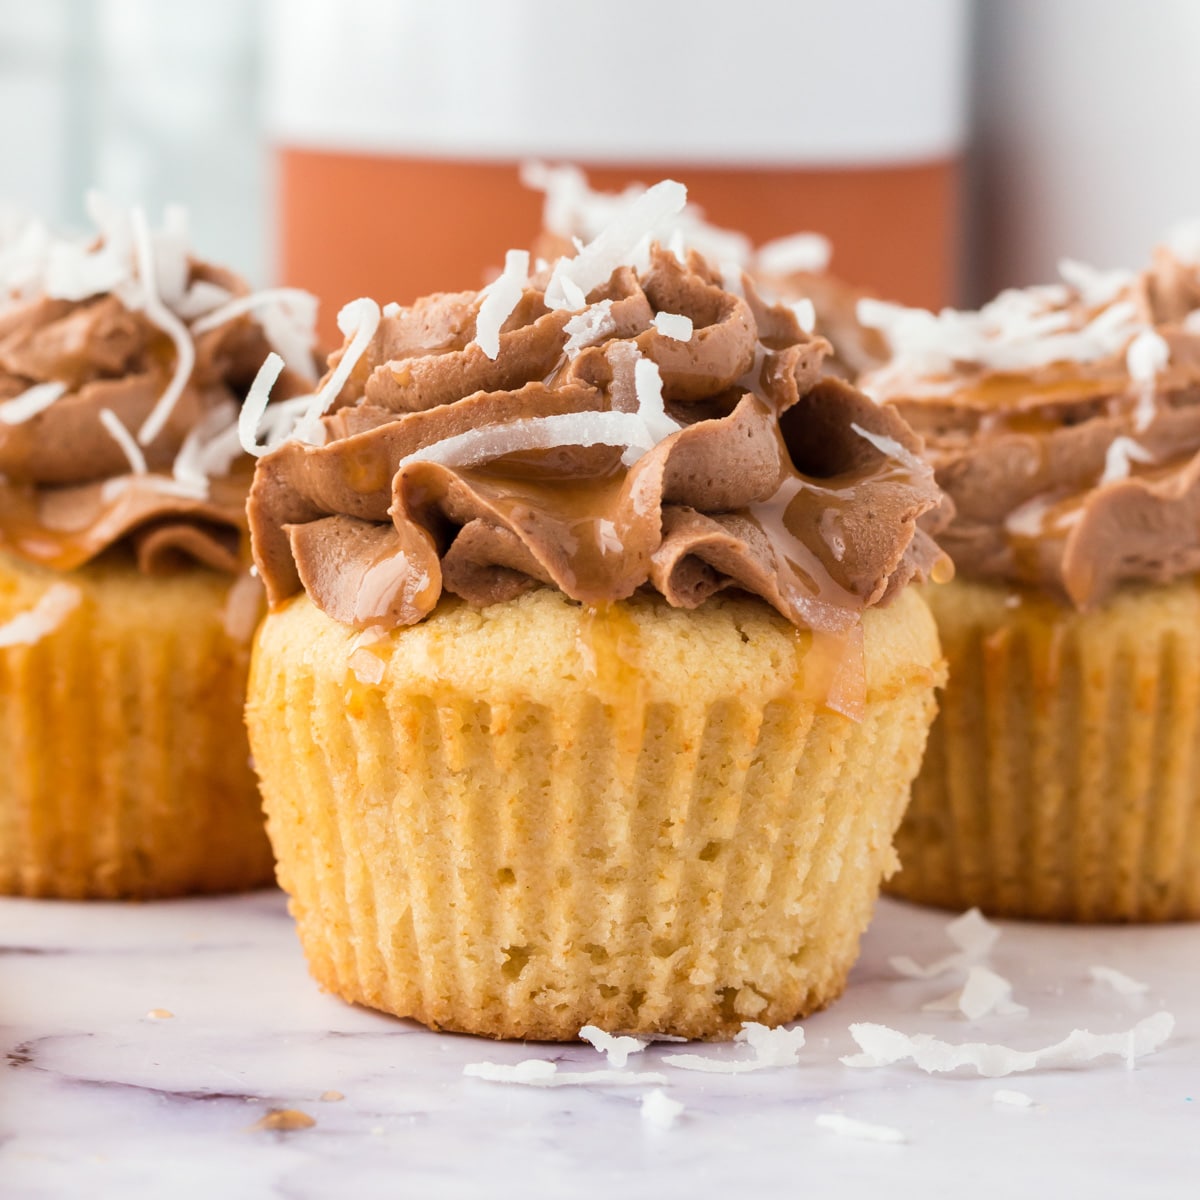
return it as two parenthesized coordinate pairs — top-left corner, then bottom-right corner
(866, 243), (1200, 608)
(250, 246), (945, 637)
(0, 261), (311, 574)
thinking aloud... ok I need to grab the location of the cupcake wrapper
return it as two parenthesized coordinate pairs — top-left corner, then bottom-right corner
(0, 556), (273, 899)
(889, 578), (1200, 922)
(251, 591), (940, 1040)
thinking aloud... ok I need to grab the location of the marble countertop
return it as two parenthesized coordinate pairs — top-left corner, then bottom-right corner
(2, 891), (1196, 1199)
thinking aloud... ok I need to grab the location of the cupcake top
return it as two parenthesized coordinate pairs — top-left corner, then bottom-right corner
(523, 164), (887, 379)
(0, 195), (317, 575)
(246, 180), (946, 705)
(860, 226), (1200, 608)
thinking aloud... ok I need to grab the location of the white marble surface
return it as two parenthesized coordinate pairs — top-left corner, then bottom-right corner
(1, 891), (1197, 1200)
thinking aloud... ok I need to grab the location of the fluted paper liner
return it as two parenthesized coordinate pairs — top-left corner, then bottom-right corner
(889, 577), (1200, 922)
(249, 586), (942, 1040)
(0, 551), (272, 899)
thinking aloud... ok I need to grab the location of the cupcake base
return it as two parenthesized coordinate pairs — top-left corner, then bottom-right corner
(0, 550), (274, 899)
(248, 586), (943, 1040)
(888, 577), (1200, 922)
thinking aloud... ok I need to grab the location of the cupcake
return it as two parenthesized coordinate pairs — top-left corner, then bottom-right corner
(244, 180), (948, 1040)
(0, 196), (317, 898)
(524, 163), (888, 381)
(862, 226), (1200, 922)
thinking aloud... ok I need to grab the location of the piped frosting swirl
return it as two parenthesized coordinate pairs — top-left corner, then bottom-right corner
(0, 198), (317, 574)
(249, 218), (945, 648)
(862, 226), (1200, 608)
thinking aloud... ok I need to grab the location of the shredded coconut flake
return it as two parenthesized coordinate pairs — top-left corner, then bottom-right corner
(755, 232), (833, 277)
(192, 287), (319, 379)
(462, 1060), (667, 1088)
(633, 355), (680, 446)
(397, 411), (655, 474)
(842, 1011), (1174, 1077)
(889, 908), (1000, 980)
(545, 180), (688, 311)
(1089, 965), (1150, 996)
(579, 1025), (648, 1069)
(473, 249), (529, 360)
(239, 353), (288, 458)
(850, 422), (925, 472)
(1057, 258), (1134, 307)
(652, 311), (693, 341)
(860, 283), (1146, 389)
(1165, 218), (1200, 264)
(98, 408), (148, 476)
(1126, 329), (1170, 432)
(0, 582), (82, 648)
(815, 1114), (906, 1145)
(291, 298), (381, 444)
(789, 298), (817, 335)
(0, 381), (67, 425)
(563, 300), (616, 358)
(129, 208), (196, 447)
(661, 1022), (804, 1074)
(993, 1089), (1035, 1107)
(172, 400), (239, 497)
(1099, 436), (1155, 486)
(640, 1089), (683, 1130)
(922, 966), (1028, 1019)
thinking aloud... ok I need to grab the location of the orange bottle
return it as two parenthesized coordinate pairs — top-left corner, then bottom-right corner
(265, 0), (967, 338)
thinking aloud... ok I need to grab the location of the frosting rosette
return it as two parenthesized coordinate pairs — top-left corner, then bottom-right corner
(248, 182), (945, 674)
(861, 227), (1200, 608)
(0, 196), (317, 575)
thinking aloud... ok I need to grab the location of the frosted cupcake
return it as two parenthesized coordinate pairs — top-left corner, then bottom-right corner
(0, 196), (317, 898)
(863, 227), (1200, 921)
(524, 163), (888, 380)
(244, 181), (948, 1040)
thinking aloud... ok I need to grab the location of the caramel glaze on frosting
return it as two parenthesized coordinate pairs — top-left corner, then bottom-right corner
(250, 245), (946, 664)
(865, 243), (1200, 609)
(0, 262), (311, 575)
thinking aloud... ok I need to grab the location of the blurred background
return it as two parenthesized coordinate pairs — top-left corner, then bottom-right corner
(2, 0), (1199, 335)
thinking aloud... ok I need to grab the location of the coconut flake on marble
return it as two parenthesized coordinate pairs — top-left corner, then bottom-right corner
(661, 1022), (805, 1074)
(462, 1059), (667, 1088)
(842, 1010), (1174, 1077)
(579, 1025), (648, 1069)
(815, 1114), (906, 1144)
(922, 966), (1028, 1019)
(640, 1089), (684, 1130)
(889, 907), (1000, 980)
(1089, 966), (1150, 996)
(992, 1089), (1035, 1107)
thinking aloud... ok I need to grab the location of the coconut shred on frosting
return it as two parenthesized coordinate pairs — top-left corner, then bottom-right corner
(522, 164), (888, 380)
(0, 194), (318, 574)
(246, 181), (946, 692)
(860, 225), (1200, 609)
